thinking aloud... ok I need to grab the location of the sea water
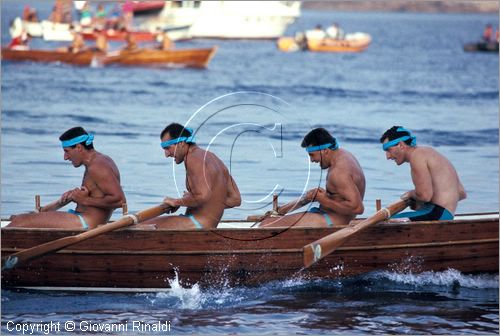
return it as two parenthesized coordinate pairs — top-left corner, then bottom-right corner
(1, 1), (498, 334)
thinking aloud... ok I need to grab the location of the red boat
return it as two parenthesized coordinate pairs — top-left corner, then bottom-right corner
(131, 1), (165, 15)
(82, 30), (156, 42)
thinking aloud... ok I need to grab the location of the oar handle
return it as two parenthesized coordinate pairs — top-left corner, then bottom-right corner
(303, 199), (408, 268)
(2, 203), (172, 271)
(246, 196), (308, 223)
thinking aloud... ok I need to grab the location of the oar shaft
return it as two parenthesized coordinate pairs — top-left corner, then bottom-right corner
(38, 198), (70, 212)
(2, 203), (171, 270)
(303, 199), (408, 268)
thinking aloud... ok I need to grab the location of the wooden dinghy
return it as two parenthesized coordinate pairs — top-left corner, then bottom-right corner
(1, 49), (103, 66)
(2, 213), (498, 290)
(103, 47), (218, 68)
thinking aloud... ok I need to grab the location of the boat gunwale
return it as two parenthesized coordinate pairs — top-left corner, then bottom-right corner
(1, 214), (498, 233)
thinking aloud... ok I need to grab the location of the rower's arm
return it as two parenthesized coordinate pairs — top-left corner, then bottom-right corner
(316, 174), (364, 216)
(225, 174), (241, 208)
(173, 162), (211, 208)
(71, 168), (126, 209)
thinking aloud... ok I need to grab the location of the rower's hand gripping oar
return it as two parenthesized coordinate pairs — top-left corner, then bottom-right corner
(2, 203), (172, 270)
(303, 199), (409, 268)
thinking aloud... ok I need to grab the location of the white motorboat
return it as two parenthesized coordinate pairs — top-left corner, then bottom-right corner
(136, 1), (301, 39)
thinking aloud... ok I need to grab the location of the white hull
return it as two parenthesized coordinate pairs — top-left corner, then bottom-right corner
(138, 1), (301, 39)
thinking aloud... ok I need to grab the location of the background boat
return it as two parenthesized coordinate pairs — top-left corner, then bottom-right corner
(278, 32), (372, 52)
(1, 47), (217, 68)
(463, 40), (499, 52)
(104, 47), (217, 68)
(135, 1), (301, 39)
(1, 48), (102, 66)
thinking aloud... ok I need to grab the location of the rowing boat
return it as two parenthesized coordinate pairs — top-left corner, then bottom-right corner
(2, 213), (497, 290)
(2, 47), (217, 68)
(1, 49), (102, 66)
(103, 47), (217, 68)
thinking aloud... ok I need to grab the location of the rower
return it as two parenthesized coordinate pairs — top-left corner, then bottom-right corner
(260, 127), (366, 228)
(380, 126), (466, 221)
(139, 123), (241, 230)
(8, 127), (126, 230)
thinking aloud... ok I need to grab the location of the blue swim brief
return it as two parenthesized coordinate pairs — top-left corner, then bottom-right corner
(180, 214), (203, 229)
(307, 207), (334, 227)
(391, 202), (453, 221)
(68, 209), (89, 230)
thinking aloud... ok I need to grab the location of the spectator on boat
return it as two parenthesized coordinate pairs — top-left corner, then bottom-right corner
(107, 4), (122, 31)
(80, 2), (93, 27)
(380, 126), (466, 221)
(8, 21), (30, 50)
(157, 31), (174, 50)
(22, 5), (38, 22)
(94, 3), (107, 30)
(305, 24), (326, 41)
(326, 22), (344, 40)
(48, 5), (63, 24)
(122, 0), (134, 31)
(74, 1), (87, 22)
(260, 128), (366, 228)
(8, 127), (126, 230)
(482, 24), (493, 42)
(139, 123), (241, 230)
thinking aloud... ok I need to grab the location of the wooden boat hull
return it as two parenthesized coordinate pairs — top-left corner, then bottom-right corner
(1, 49), (102, 66)
(463, 41), (499, 52)
(104, 47), (217, 68)
(307, 35), (372, 53)
(2, 216), (498, 289)
(2, 47), (217, 68)
(277, 33), (371, 53)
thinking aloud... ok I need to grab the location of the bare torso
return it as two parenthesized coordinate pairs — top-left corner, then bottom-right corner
(409, 146), (464, 213)
(75, 152), (122, 227)
(321, 149), (366, 225)
(184, 147), (233, 228)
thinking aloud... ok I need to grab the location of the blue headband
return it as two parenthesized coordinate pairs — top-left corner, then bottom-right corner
(161, 128), (196, 149)
(382, 127), (416, 151)
(306, 141), (339, 153)
(61, 133), (94, 148)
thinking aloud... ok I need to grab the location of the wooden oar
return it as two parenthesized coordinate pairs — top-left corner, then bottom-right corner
(247, 194), (310, 222)
(35, 196), (70, 213)
(2, 203), (172, 270)
(303, 199), (409, 268)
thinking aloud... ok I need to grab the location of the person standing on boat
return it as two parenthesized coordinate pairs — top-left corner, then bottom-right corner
(326, 22), (344, 40)
(8, 127), (126, 230)
(140, 123), (241, 229)
(260, 128), (366, 228)
(380, 126), (466, 221)
(482, 24), (493, 42)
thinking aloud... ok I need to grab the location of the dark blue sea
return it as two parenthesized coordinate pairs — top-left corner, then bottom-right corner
(1, 1), (498, 335)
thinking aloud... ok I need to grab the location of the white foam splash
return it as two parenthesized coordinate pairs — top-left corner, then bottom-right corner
(369, 268), (499, 289)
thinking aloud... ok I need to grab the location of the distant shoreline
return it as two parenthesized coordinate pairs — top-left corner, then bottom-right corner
(302, 1), (499, 13)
